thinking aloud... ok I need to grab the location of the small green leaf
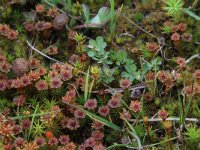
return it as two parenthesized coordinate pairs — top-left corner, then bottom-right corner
(88, 51), (95, 57)
(90, 7), (111, 25)
(82, 4), (90, 22)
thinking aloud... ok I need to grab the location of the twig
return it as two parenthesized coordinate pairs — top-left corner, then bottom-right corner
(106, 136), (178, 150)
(26, 40), (64, 64)
(185, 53), (200, 64)
(91, 83), (147, 94)
(73, 23), (104, 29)
(119, 32), (135, 39)
(123, 15), (158, 40)
(26, 40), (88, 76)
(130, 117), (199, 122)
(123, 15), (166, 58)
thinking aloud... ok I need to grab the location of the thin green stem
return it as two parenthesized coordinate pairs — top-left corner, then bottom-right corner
(109, 0), (115, 35)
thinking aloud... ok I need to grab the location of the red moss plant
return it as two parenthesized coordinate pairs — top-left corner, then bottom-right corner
(66, 118), (80, 130)
(49, 77), (63, 89)
(181, 32), (192, 42)
(170, 25), (179, 32)
(145, 42), (159, 53)
(84, 99), (97, 110)
(120, 108), (132, 121)
(193, 83), (200, 95)
(35, 79), (48, 91)
(171, 32), (180, 41)
(85, 137), (96, 148)
(157, 71), (170, 83)
(93, 143), (106, 150)
(6, 30), (18, 40)
(35, 4), (45, 13)
(178, 23), (187, 32)
(28, 58), (40, 69)
(35, 136), (45, 148)
(47, 46), (58, 55)
(60, 69), (73, 81)
(143, 92), (154, 101)
(23, 141), (39, 150)
(59, 135), (70, 145)
(145, 71), (156, 81)
(129, 100), (141, 113)
(78, 144), (86, 150)
(48, 137), (58, 146)
(20, 75), (31, 87)
(176, 57), (186, 69)
(98, 105), (110, 117)
(37, 67), (47, 76)
(21, 118), (31, 130)
(51, 63), (62, 72)
(193, 70), (200, 80)
(4, 143), (13, 150)
(158, 109), (169, 121)
(120, 78), (132, 89)
(184, 85), (194, 97)
(163, 21), (173, 27)
(91, 130), (104, 141)
(0, 61), (11, 73)
(12, 125), (22, 135)
(34, 21), (52, 31)
(63, 142), (76, 150)
(13, 95), (26, 106)
(23, 22), (35, 32)
(74, 109), (85, 119)
(47, 7), (59, 18)
(14, 137), (25, 149)
(92, 121), (104, 130)
(0, 79), (7, 91)
(48, 70), (59, 78)
(0, 24), (10, 36)
(0, 24), (18, 40)
(108, 93), (121, 109)
(28, 71), (40, 81)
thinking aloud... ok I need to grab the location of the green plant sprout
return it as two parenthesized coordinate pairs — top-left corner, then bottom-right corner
(84, 36), (112, 65)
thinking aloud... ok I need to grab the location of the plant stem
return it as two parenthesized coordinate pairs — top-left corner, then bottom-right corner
(109, 0), (115, 35)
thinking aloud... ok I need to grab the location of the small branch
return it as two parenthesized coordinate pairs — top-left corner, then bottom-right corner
(73, 23), (104, 29)
(123, 15), (158, 40)
(124, 15), (166, 58)
(119, 32), (135, 39)
(185, 53), (200, 64)
(26, 40), (64, 64)
(26, 40), (88, 76)
(130, 117), (199, 122)
(91, 83), (147, 94)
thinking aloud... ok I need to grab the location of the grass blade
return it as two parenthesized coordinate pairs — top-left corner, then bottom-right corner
(84, 68), (90, 102)
(28, 103), (39, 140)
(65, 103), (121, 131)
(122, 115), (142, 150)
(184, 8), (200, 21)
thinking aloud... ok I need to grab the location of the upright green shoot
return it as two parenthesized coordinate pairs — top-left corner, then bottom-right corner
(67, 0), (71, 11)
(109, 0), (115, 36)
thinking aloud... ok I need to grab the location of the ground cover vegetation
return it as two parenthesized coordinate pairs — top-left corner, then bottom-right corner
(0, 0), (200, 149)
